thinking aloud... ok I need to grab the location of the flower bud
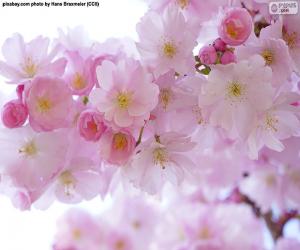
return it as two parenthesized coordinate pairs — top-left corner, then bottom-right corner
(199, 45), (217, 65)
(1, 100), (28, 128)
(77, 109), (106, 141)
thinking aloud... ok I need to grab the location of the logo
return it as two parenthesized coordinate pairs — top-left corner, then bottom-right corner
(269, 1), (298, 14)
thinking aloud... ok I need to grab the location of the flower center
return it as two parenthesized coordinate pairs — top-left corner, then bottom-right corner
(23, 57), (37, 77)
(113, 133), (128, 150)
(115, 240), (125, 250)
(153, 147), (168, 169)
(265, 174), (276, 186)
(226, 22), (239, 39)
(163, 42), (177, 59)
(117, 92), (132, 109)
(265, 114), (278, 132)
(59, 171), (76, 196)
(159, 88), (173, 109)
(36, 97), (52, 113)
(192, 106), (204, 124)
(72, 73), (86, 90)
(227, 81), (245, 101)
(19, 140), (38, 156)
(261, 49), (274, 65)
(177, 0), (189, 9)
(198, 226), (211, 240)
(72, 229), (82, 240)
(283, 29), (298, 49)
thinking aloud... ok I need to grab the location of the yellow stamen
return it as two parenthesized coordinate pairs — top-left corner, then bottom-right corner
(113, 133), (128, 150)
(198, 227), (211, 239)
(226, 23), (238, 39)
(36, 97), (52, 113)
(261, 49), (274, 65)
(163, 42), (177, 59)
(153, 148), (168, 169)
(283, 30), (298, 49)
(59, 171), (76, 196)
(177, 0), (189, 9)
(72, 73), (86, 90)
(265, 114), (278, 132)
(23, 57), (37, 77)
(117, 92), (132, 109)
(159, 88), (173, 109)
(115, 240), (125, 250)
(227, 81), (245, 99)
(19, 140), (38, 156)
(72, 229), (81, 240)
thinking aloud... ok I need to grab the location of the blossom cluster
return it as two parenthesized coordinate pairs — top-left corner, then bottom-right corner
(52, 193), (300, 250)
(0, 0), (300, 247)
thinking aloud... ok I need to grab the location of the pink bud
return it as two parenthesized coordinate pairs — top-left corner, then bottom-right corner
(220, 50), (236, 64)
(198, 45), (217, 65)
(218, 7), (253, 46)
(16, 84), (25, 101)
(77, 109), (107, 141)
(213, 38), (227, 52)
(1, 100), (28, 128)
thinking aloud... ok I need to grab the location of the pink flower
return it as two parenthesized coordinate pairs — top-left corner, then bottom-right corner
(240, 165), (284, 213)
(98, 129), (136, 166)
(220, 50), (236, 64)
(77, 109), (106, 142)
(247, 93), (300, 159)
(0, 126), (68, 196)
(89, 59), (159, 128)
(1, 100), (28, 128)
(123, 132), (196, 195)
(136, 5), (198, 77)
(54, 209), (103, 250)
(199, 55), (273, 140)
(26, 76), (74, 132)
(64, 52), (95, 95)
(218, 7), (253, 46)
(236, 37), (293, 86)
(0, 33), (66, 84)
(106, 231), (133, 250)
(48, 157), (104, 204)
(198, 46), (217, 65)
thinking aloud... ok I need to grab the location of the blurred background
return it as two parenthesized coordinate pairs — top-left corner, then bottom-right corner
(0, 0), (147, 249)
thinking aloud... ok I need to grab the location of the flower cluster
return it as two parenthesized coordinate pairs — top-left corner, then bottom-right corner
(52, 193), (300, 250)
(0, 0), (300, 247)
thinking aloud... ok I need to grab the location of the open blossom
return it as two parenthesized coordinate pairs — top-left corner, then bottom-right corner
(26, 76), (74, 132)
(44, 157), (104, 205)
(77, 109), (106, 142)
(89, 59), (159, 128)
(1, 99), (28, 128)
(0, 33), (66, 84)
(136, 5), (197, 77)
(54, 209), (103, 250)
(237, 37), (293, 86)
(199, 55), (273, 140)
(123, 132), (196, 195)
(260, 16), (300, 74)
(240, 165), (284, 213)
(247, 93), (300, 159)
(218, 7), (253, 46)
(98, 129), (136, 166)
(64, 51), (95, 95)
(0, 126), (68, 195)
